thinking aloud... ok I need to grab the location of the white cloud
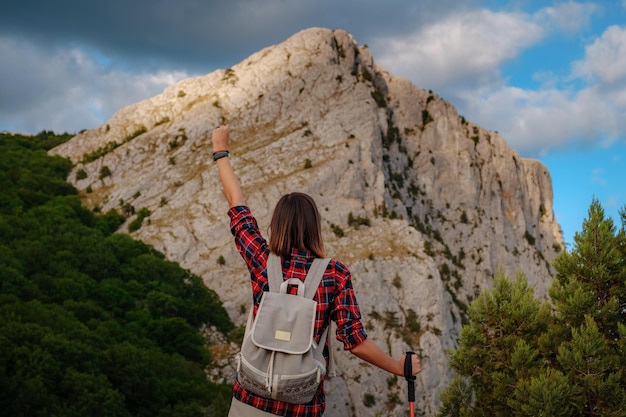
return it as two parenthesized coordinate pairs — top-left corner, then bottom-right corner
(493, 24), (626, 154)
(572, 25), (626, 85)
(463, 87), (573, 151)
(0, 36), (189, 134)
(373, 9), (544, 91)
(460, 82), (625, 155)
(534, 1), (598, 34)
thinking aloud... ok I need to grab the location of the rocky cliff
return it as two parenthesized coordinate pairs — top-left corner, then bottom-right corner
(51, 27), (563, 416)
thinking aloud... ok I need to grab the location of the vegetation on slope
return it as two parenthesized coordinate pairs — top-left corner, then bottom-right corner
(0, 132), (234, 417)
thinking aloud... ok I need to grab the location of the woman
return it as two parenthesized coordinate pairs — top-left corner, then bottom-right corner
(212, 125), (421, 416)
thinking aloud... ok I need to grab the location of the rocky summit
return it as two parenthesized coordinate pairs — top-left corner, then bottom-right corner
(51, 27), (563, 416)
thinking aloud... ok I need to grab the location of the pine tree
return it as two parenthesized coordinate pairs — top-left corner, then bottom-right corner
(551, 199), (626, 341)
(438, 272), (551, 416)
(548, 199), (626, 415)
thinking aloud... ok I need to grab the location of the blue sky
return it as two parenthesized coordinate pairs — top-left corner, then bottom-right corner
(1, 0), (624, 248)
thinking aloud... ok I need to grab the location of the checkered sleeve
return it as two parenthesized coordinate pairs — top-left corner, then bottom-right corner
(331, 260), (368, 350)
(228, 206), (269, 303)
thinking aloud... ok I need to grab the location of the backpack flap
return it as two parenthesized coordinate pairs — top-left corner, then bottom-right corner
(251, 291), (317, 354)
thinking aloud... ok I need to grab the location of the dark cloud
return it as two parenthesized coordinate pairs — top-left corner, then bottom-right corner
(0, 0), (475, 72)
(0, 0), (483, 133)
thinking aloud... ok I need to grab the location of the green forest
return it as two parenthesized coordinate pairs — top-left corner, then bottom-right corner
(0, 132), (234, 417)
(439, 200), (626, 416)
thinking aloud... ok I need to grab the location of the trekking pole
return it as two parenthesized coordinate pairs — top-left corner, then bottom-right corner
(404, 351), (416, 417)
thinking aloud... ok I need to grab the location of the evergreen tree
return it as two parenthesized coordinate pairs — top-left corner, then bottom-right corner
(439, 272), (551, 416)
(551, 199), (626, 341)
(549, 199), (626, 415)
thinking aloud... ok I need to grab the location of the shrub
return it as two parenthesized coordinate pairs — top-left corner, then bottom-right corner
(128, 207), (151, 232)
(422, 109), (434, 126)
(361, 68), (373, 82)
(371, 90), (386, 108)
(125, 126), (147, 141)
(363, 393), (376, 408)
(99, 166), (111, 179)
(331, 224), (344, 238)
(154, 116), (170, 126)
(392, 275), (402, 288)
(75, 168), (88, 180)
(348, 212), (371, 229)
(82, 141), (119, 163)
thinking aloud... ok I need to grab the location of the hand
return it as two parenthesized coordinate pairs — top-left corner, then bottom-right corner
(401, 353), (421, 376)
(212, 125), (230, 152)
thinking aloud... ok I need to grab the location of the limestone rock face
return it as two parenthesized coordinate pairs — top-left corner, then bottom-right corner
(51, 27), (563, 416)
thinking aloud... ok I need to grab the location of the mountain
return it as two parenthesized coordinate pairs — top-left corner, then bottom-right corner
(50, 27), (563, 416)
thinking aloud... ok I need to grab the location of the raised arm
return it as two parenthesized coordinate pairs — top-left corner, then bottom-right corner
(212, 125), (244, 208)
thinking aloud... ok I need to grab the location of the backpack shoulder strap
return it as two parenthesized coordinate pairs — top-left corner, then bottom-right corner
(266, 253), (283, 293)
(303, 258), (330, 299)
(267, 254), (330, 297)
(304, 257), (335, 376)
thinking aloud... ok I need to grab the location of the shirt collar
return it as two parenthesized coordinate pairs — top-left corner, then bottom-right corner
(290, 248), (314, 259)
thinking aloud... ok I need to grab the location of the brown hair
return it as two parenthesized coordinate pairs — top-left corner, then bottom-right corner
(269, 192), (325, 258)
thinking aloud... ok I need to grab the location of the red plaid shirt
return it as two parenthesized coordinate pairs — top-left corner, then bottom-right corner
(228, 205), (368, 416)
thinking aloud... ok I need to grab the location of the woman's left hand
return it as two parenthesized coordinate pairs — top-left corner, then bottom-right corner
(212, 125), (230, 152)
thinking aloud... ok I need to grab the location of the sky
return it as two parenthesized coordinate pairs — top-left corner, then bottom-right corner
(1, 0), (625, 248)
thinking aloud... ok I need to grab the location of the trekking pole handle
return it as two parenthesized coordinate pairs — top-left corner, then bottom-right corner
(404, 351), (416, 403)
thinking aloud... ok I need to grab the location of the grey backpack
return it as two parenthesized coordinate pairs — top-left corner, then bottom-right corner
(236, 254), (331, 403)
